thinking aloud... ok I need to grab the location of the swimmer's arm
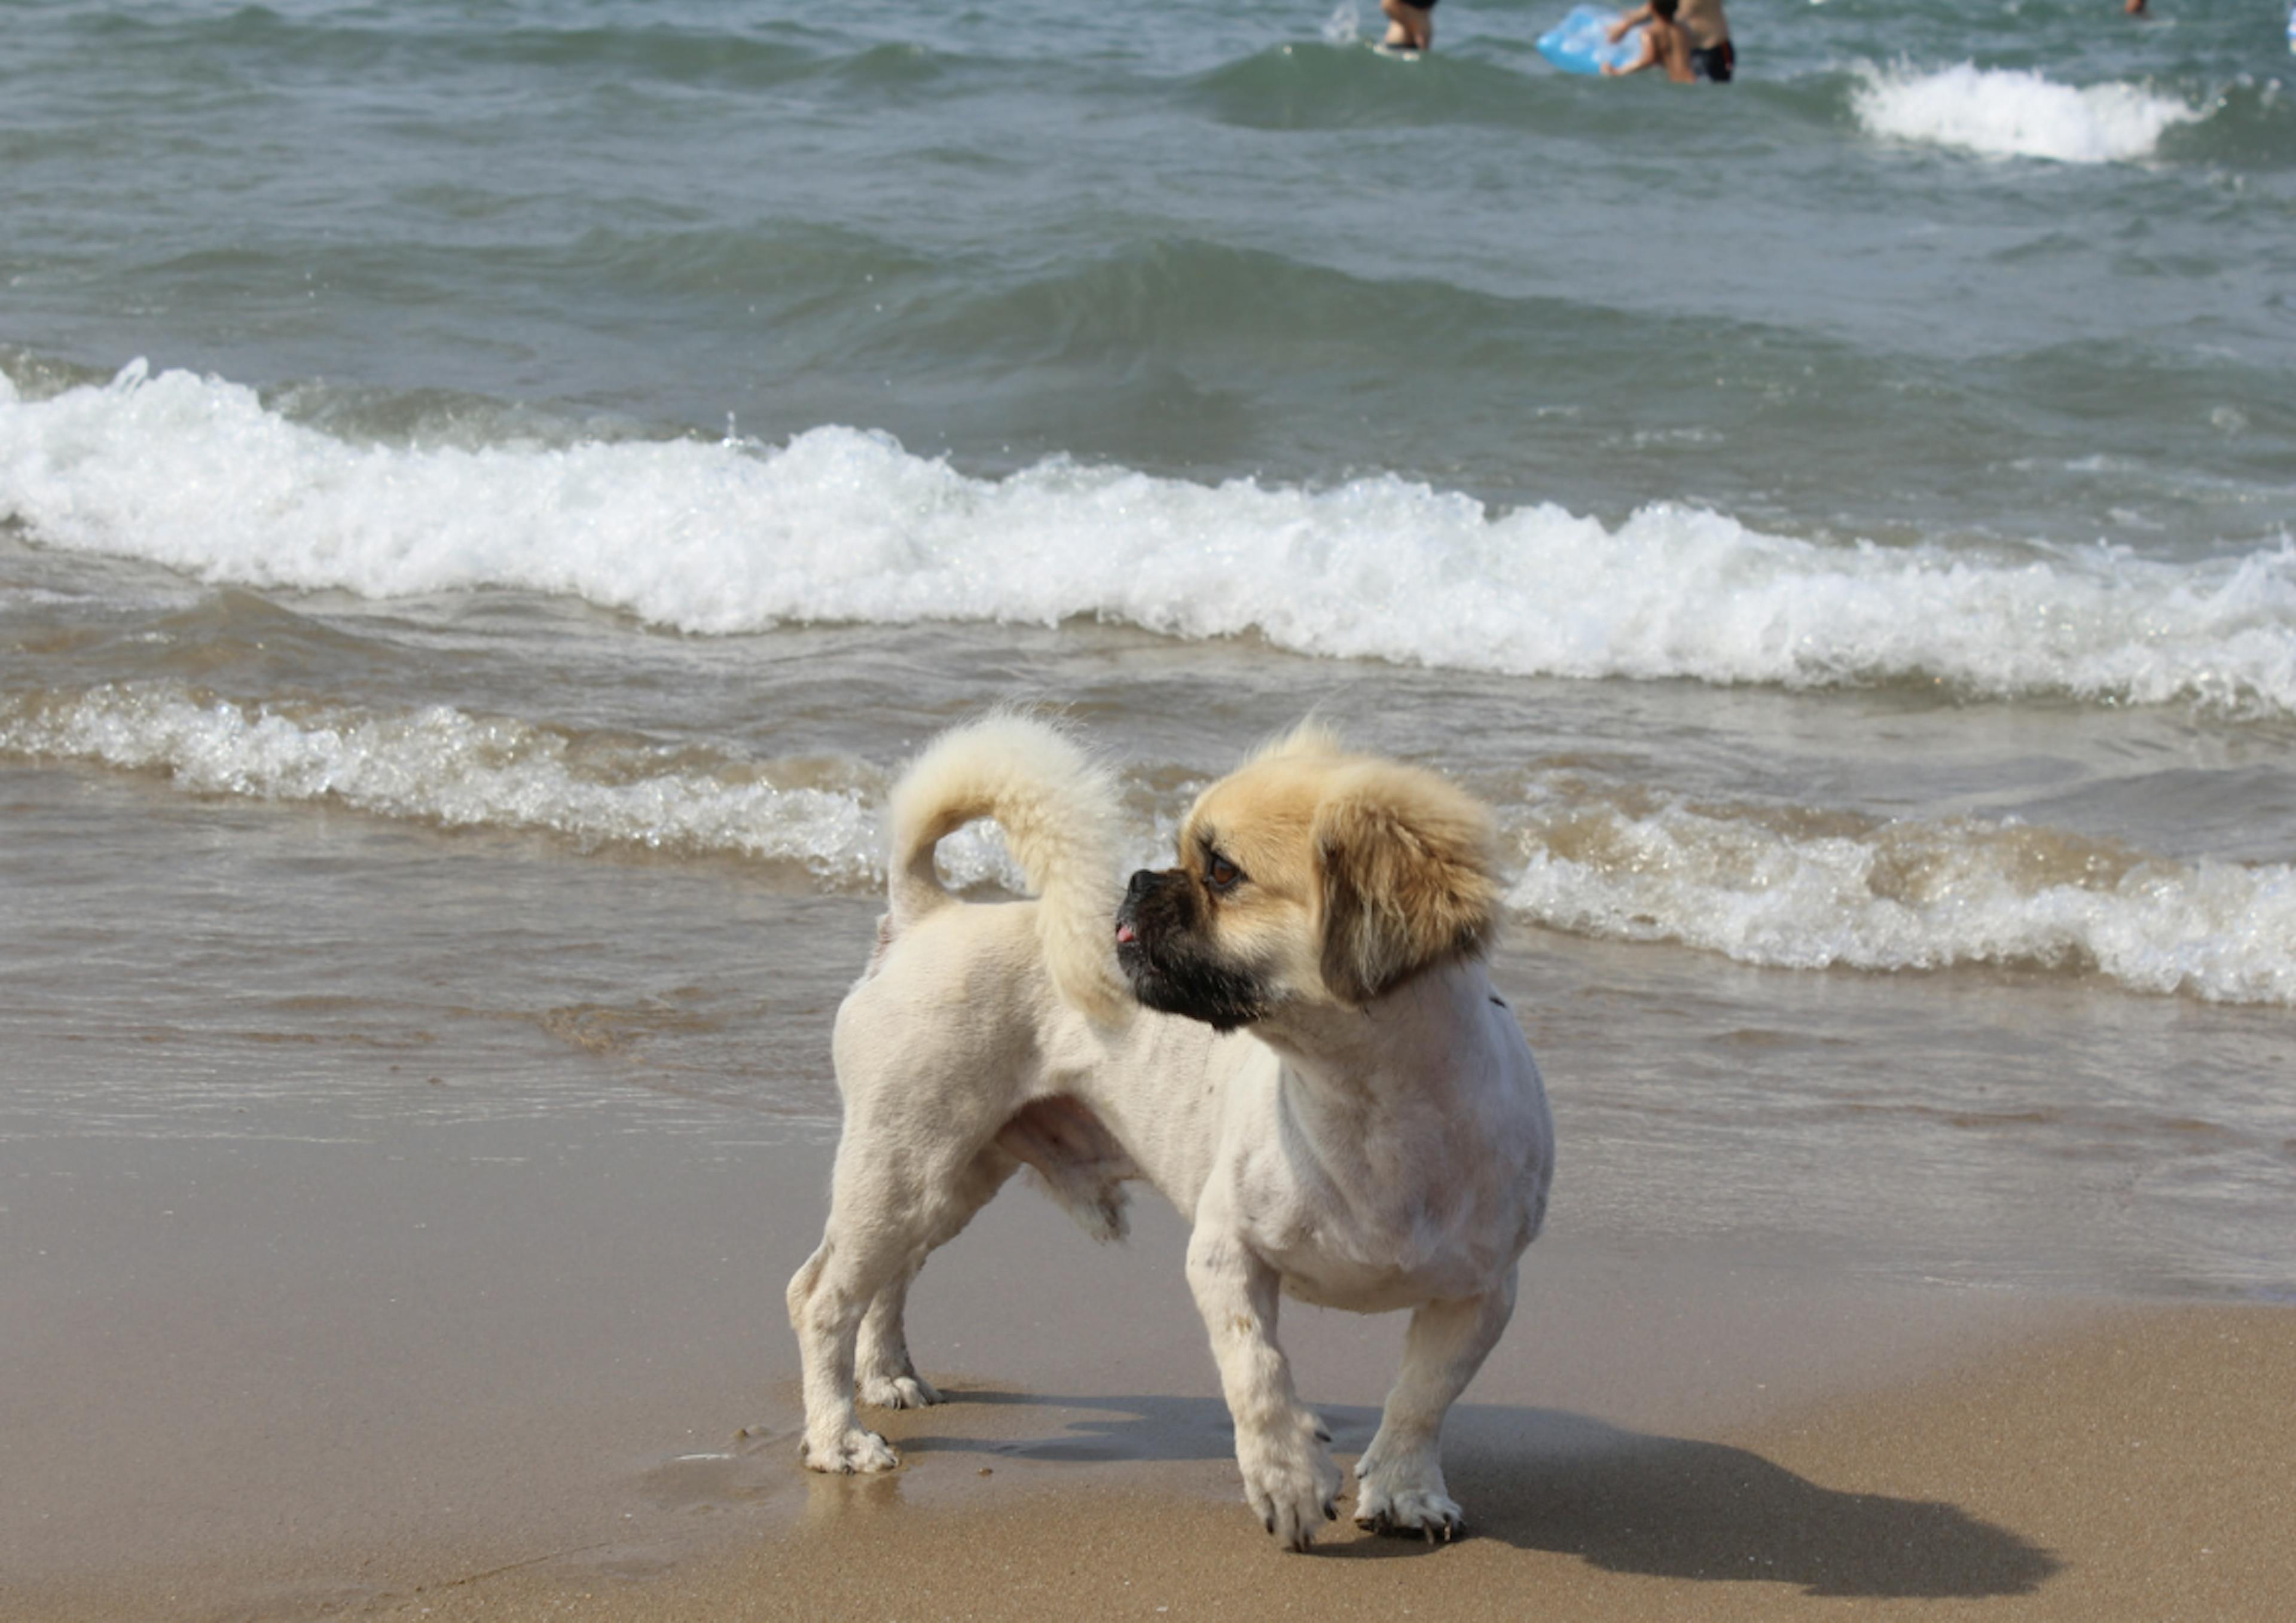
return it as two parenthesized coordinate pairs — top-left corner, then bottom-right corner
(1602, 29), (1657, 74)
(1607, 4), (1653, 43)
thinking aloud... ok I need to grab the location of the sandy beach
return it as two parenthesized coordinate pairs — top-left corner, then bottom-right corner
(484, 1303), (2296, 1623)
(7, 1109), (2291, 1623)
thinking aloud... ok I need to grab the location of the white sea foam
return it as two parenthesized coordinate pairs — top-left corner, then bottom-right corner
(0, 686), (890, 881)
(8, 685), (2292, 1005)
(5, 363), (2295, 713)
(0, 684), (1089, 895)
(1507, 785), (2296, 1006)
(1851, 63), (2205, 164)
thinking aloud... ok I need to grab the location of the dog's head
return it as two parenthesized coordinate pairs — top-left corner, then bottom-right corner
(1113, 725), (1500, 1031)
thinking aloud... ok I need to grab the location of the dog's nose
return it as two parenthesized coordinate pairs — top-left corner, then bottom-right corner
(1125, 869), (1159, 900)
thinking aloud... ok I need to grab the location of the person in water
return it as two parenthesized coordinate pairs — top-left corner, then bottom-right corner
(1381, 0), (1436, 51)
(1605, 0), (1733, 82)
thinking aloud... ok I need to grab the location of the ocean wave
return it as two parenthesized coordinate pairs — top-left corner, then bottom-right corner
(9, 683), (2292, 1006)
(1851, 63), (2205, 163)
(1507, 782), (2296, 1006)
(73, 7), (843, 96)
(1190, 39), (1552, 133)
(0, 685), (891, 884)
(4, 362), (2294, 713)
(0, 683), (1091, 897)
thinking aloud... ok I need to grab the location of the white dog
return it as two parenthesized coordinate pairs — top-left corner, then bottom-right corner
(787, 714), (1553, 1547)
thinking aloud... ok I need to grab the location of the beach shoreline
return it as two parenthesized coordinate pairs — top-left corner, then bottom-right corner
(445, 1298), (2296, 1622)
(600, 1297), (2296, 1622)
(7, 1111), (2290, 1623)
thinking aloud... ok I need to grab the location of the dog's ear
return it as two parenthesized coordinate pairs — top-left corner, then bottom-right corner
(1314, 765), (1501, 1006)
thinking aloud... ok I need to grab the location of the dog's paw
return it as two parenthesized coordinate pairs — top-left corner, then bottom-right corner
(799, 1426), (899, 1475)
(1353, 1479), (1464, 1542)
(857, 1370), (944, 1410)
(1237, 1416), (1345, 1551)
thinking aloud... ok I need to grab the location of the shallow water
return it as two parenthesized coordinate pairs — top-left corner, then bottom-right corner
(1, 0), (2292, 1299)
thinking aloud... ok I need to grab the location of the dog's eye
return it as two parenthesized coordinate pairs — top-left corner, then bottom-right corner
(1205, 855), (1242, 894)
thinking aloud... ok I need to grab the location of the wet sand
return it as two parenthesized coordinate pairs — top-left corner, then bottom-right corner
(6, 1112), (2292, 1623)
(472, 1302), (2296, 1623)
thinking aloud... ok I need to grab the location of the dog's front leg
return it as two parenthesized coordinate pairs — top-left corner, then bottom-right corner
(1184, 1227), (1343, 1550)
(1354, 1266), (1518, 1540)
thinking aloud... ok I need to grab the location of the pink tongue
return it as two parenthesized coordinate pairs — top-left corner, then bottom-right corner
(1116, 924), (1137, 945)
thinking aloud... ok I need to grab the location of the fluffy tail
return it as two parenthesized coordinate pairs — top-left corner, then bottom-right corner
(884, 713), (1129, 1024)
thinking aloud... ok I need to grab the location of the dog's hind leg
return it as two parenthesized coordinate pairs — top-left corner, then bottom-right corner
(854, 1264), (938, 1411)
(788, 1140), (1013, 1472)
(786, 1228), (897, 1474)
(855, 1148), (1016, 1410)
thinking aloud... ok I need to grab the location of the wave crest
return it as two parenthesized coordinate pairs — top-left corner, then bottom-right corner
(0, 684), (885, 880)
(1509, 784), (2296, 1005)
(1851, 63), (2205, 164)
(7, 684), (2294, 1007)
(4, 363), (2294, 713)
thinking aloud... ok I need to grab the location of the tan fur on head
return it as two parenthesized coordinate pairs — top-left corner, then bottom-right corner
(1174, 742), (1501, 1012)
(1250, 717), (1347, 765)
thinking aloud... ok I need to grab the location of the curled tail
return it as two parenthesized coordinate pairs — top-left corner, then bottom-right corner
(884, 713), (1129, 1024)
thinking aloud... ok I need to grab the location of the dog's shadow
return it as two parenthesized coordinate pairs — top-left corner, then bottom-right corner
(891, 1391), (2060, 1598)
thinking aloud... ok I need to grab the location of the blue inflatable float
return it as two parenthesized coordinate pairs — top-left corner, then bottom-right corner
(1537, 4), (1643, 75)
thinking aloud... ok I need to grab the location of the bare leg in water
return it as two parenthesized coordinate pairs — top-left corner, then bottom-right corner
(1382, 0), (1435, 50)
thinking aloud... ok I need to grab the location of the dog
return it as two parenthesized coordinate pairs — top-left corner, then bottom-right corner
(786, 713), (1553, 1548)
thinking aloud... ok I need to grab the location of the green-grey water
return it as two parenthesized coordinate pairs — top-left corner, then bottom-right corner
(2, 0), (2293, 1300)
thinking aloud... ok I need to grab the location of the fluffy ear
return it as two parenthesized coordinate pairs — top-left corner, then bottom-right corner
(1314, 765), (1501, 1006)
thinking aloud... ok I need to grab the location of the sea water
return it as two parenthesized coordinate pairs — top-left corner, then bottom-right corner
(1, 0), (2291, 1298)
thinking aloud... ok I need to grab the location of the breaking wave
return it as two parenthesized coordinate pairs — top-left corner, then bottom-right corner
(7, 683), (2292, 1005)
(5, 364), (2294, 715)
(1851, 63), (2206, 164)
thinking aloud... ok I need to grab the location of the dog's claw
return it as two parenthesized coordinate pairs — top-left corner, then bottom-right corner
(799, 1426), (899, 1475)
(857, 1370), (944, 1411)
(1354, 1483), (1464, 1543)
